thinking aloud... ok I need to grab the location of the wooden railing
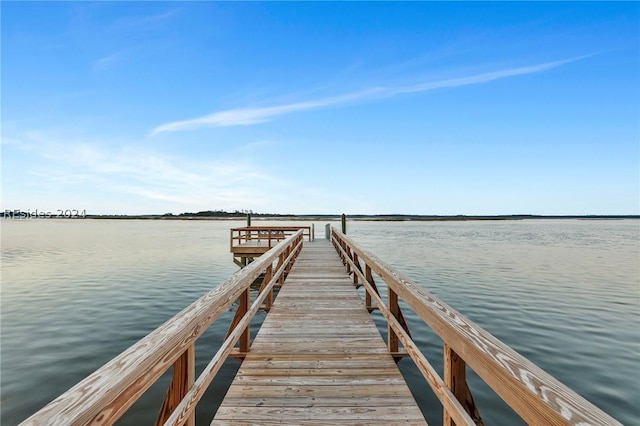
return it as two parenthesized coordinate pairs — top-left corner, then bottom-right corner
(21, 230), (305, 426)
(230, 226), (312, 250)
(331, 227), (620, 426)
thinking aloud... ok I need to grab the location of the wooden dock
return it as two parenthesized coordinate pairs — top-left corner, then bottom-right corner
(21, 226), (622, 426)
(212, 240), (426, 424)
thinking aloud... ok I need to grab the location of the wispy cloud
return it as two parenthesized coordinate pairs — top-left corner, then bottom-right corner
(150, 90), (381, 135)
(5, 131), (288, 213)
(93, 51), (124, 71)
(92, 8), (182, 72)
(150, 55), (592, 136)
(107, 8), (182, 32)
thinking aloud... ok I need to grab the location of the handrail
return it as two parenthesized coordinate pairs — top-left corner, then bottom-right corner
(331, 227), (620, 426)
(21, 230), (304, 426)
(230, 226), (312, 250)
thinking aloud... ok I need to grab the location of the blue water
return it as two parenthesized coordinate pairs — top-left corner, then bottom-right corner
(1, 219), (638, 425)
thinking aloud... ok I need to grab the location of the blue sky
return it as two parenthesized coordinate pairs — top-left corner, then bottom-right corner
(2, 2), (638, 215)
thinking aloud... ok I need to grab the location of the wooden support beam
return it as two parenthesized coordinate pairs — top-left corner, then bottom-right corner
(284, 246), (293, 274)
(388, 289), (400, 354)
(391, 351), (410, 361)
(155, 344), (195, 426)
(225, 288), (251, 357)
(352, 252), (360, 285)
(277, 253), (285, 285)
(259, 264), (274, 311)
(443, 344), (483, 426)
(227, 349), (247, 360)
(239, 289), (251, 353)
(365, 265), (376, 311)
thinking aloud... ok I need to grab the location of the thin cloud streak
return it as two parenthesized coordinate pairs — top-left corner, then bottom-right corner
(150, 89), (383, 135)
(108, 8), (182, 32)
(150, 55), (592, 136)
(93, 52), (123, 71)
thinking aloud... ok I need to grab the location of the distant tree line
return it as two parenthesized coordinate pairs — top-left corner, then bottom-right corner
(163, 210), (290, 217)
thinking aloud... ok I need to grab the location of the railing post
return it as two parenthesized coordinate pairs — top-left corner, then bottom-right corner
(325, 224), (330, 240)
(352, 252), (359, 286)
(284, 246), (292, 274)
(341, 213), (346, 234)
(444, 343), (483, 426)
(277, 252), (285, 286)
(260, 264), (274, 310)
(239, 289), (251, 353)
(388, 289), (400, 354)
(365, 265), (374, 310)
(155, 344), (195, 426)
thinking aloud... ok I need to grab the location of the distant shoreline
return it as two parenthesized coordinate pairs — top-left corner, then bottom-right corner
(2, 211), (638, 221)
(32, 214), (640, 221)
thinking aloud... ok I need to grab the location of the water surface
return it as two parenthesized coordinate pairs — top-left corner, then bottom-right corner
(1, 219), (638, 424)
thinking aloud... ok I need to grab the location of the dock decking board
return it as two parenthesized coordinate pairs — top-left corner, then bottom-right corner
(211, 240), (427, 425)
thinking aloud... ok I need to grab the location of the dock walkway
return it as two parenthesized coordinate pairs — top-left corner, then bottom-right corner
(212, 240), (426, 425)
(22, 227), (619, 426)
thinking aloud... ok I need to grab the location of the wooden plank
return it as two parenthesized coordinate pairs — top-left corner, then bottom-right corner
(224, 384), (420, 398)
(236, 368), (403, 377)
(219, 396), (420, 407)
(235, 360), (398, 369)
(212, 240), (426, 425)
(214, 406), (425, 421)
(211, 421), (424, 426)
(212, 421), (424, 426)
(233, 376), (410, 386)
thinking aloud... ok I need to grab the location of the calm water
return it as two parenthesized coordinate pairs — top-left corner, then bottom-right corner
(1, 219), (638, 425)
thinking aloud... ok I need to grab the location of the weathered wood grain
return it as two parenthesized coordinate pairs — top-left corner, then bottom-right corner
(214, 405), (426, 421)
(332, 228), (621, 426)
(155, 344), (195, 426)
(219, 396), (420, 407)
(443, 343), (483, 426)
(332, 235), (475, 426)
(211, 421), (423, 426)
(224, 384), (426, 398)
(20, 231), (304, 426)
(211, 240), (426, 425)
(162, 236), (304, 426)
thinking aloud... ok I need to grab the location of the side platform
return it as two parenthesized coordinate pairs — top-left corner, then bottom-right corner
(212, 240), (427, 425)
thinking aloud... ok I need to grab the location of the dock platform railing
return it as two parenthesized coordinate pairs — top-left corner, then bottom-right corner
(230, 225), (312, 249)
(20, 230), (305, 426)
(330, 226), (620, 426)
(230, 226), (312, 267)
